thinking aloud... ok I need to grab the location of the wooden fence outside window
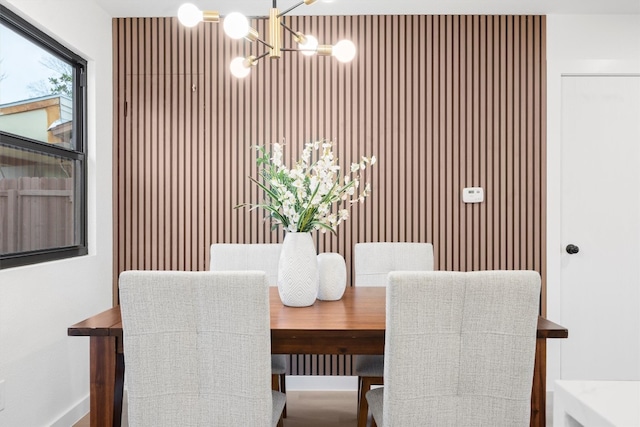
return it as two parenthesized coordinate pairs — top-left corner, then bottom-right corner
(0, 177), (74, 254)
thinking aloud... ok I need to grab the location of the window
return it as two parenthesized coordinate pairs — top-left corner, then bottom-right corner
(0, 5), (87, 268)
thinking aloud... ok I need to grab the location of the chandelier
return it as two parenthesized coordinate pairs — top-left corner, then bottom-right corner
(177, 0), (356, 78)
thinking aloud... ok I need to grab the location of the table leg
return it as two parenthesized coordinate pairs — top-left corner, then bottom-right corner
(90, 336), (124, 427)
(113, 352), (125, 427)
(530, 338), (547, 427)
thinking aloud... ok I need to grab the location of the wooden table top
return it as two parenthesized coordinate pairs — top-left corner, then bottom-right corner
(269, 286), (386, 331)
(68, 286), (568, 340)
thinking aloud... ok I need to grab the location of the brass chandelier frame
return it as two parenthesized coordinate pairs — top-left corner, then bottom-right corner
(178, 0), (355, 77)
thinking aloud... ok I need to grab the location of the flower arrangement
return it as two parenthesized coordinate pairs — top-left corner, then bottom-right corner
(242, 140), (376, 234)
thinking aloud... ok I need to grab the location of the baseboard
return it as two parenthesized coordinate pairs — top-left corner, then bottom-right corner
(51, 395), (89, 427)
(286, 375), (358, 391)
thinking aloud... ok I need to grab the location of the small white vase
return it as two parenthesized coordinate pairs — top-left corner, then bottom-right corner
(317, 252), (347, 301)
(277, 232), (319, 307)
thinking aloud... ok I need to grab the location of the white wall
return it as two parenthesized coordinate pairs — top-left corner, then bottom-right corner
(0, 0), (113, 425)
(546, 14), (640, 390)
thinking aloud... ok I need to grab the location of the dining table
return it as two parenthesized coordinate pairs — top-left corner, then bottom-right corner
(68, 286), (568, 427)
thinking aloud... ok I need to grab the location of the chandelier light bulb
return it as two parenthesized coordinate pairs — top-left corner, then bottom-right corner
(224, 12), (250, 39)
(332, 39), (356, 63)
(230, 57), (252, 78)
(177, 3), (203, 27)
(299, 35), (318, 56)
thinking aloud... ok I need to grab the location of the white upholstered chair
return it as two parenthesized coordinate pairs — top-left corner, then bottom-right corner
(209, 243), (288, 416)
(366, 270), (540, 426)
(354, 242), (434, 427)
(119, 270), (285, 427)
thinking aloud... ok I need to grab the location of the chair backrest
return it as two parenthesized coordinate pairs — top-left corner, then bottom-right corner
(354, 242), (434, 286)
(119, 270), (272, 427)
(210, 243), (282, 286)
(383, 270), (540, 426)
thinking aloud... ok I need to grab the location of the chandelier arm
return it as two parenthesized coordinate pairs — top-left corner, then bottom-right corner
(249, 51), (270, 65)
(256, 38), (274, 50)
(277, 1), (306, 17)
(280, 47), (317, 53)
(280, 21), (299, 37)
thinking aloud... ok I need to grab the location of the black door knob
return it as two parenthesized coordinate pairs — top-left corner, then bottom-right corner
(566, 244), (579, 254)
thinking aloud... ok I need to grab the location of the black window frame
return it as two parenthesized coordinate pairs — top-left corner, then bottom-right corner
(0, 5), (88, 269)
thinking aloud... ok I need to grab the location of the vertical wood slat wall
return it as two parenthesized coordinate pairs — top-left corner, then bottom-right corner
(113, 15), (546, 376)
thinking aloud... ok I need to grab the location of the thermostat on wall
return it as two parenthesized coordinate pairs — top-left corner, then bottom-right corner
(462, 187), (484, 203)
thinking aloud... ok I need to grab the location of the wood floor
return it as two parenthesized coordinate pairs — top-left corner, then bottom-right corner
(74, 390), (360, 427)
(74, 390), (553, 426)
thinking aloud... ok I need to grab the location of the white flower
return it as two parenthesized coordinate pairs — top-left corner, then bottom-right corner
(302, 147), (312, 165)
(289, 167), (304, 181)
(272, 143), (283, 166)
(318, 203), (330, 215)
(292, 179), (305, 190)
(244, 140), (375, 233)
(371, 155), (377, 165)
(309, 176), (319, 192)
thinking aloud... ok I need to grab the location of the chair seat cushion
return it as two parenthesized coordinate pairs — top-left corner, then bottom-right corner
(271, 390), (286, 426)
(271, 354), (287, 374)
(365, 387), (384, 425)
(354, 355), (384, 377)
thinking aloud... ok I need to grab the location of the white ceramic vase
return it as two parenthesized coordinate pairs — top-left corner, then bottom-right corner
(317, 252), (347, 301)
(277, 232), (319, 307)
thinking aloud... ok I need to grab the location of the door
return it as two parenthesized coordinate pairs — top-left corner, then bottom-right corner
(561, 75), (640, 380)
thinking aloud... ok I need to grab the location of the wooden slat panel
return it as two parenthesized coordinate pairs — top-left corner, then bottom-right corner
(113, 15), (547, 375)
